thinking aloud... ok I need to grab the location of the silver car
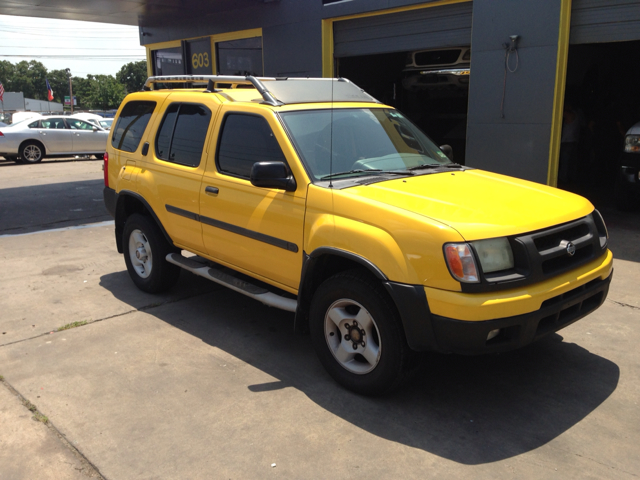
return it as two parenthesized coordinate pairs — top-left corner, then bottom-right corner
(0, 116), (109, 164)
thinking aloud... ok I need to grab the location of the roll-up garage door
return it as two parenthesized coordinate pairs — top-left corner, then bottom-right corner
(571, 0), (640, 44)
(333, 2), (473, 58)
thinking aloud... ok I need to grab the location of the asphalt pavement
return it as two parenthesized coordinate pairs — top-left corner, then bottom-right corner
(0, 157), (639, 479)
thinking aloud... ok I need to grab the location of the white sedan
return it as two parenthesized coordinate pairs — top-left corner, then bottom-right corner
(0, 116), (109, 164)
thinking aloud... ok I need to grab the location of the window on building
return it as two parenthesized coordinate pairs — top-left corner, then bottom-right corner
(153, 47), (184, 76)
(112, 101), (156, 153)
(216, 37), (263, 76)
(217, 114), (286, 178)
(155, 103), (211, 167)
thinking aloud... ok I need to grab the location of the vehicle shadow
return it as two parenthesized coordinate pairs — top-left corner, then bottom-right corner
(0, 157), (101, 167)
(99, 270), (620, 465)
(0, 178), (111, 235)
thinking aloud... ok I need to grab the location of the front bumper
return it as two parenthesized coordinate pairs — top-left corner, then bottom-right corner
(431, 271), (612, 354)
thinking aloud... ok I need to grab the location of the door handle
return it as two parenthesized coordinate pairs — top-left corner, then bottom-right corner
(205, 186), (219, 195)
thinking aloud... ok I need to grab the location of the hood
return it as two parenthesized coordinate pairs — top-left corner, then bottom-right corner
(344, 169), (594, 240)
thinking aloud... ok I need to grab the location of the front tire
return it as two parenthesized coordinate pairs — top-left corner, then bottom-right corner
(309, 270), (412, 396)
(20, 142), (44, 163)
(123, 213), (180, 293)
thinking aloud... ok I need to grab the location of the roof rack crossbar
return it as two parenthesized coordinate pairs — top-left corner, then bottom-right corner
(142, 75), (284, 106)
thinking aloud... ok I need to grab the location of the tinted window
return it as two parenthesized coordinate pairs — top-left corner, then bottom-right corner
(155, 103), (211, 167)
(41, 118), (67, 129)
(216, 37), (263, 76)
(68, 119), (94, 130)
(155, 104), (178, 160)
(217, 114), (286, 178)
(112, 101), (156, 153)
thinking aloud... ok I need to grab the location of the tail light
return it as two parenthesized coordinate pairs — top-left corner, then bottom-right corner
(103, 152), (109, 187)
(0, 131), (4, 136)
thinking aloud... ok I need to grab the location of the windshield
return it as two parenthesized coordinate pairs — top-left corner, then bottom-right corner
(280, 108), (451, 181)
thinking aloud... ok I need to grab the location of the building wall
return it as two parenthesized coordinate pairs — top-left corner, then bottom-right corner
(140, 0), (570, 185)
(465, 0), (565, 184)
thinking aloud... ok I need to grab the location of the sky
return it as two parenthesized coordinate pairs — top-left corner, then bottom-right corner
(0, 14), (147, 77)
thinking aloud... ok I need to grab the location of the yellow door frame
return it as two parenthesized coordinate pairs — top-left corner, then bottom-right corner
(321, 0), (472, 78)
(144, 28), (263, 79)
(547, 0), (573, 187)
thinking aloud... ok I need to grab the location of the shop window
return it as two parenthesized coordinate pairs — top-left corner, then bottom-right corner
(216, 37), (263, 76)
(155, 103), (211, 167)
(217, 114), (285, 178)
(112, 101), (156, 153)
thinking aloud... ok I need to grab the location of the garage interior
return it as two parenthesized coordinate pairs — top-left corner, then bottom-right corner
(560, 39), (640, 210)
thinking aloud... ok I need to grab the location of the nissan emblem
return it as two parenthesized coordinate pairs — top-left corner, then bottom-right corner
(560, 240), (576, 257)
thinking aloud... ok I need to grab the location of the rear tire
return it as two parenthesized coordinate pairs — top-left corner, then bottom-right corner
(123, 213), (180, 293)
(20, 142), (44, 163)
(309, 270), (412, 396)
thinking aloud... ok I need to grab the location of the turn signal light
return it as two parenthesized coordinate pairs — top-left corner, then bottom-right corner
(103, 152), (109, 187)
(444, 243), (479, 283)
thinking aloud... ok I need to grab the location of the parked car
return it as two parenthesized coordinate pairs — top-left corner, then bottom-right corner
(615, 121), (640, 210)
(402, 46), (471, 91)
(104, 75), (612, 395)
(98, 118), (113, 130)
(0, 116), (109, 163)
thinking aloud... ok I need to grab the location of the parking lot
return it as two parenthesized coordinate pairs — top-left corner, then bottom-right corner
(1, 156), (639, 479)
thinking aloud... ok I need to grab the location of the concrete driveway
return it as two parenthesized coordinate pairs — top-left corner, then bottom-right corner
(1, 157), (639, 479)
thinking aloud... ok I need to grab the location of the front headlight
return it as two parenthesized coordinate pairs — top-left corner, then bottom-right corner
(471, 237), (514, 273)
(624, 134), (640, 153)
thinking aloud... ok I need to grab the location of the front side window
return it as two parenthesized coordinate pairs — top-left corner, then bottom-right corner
(28, 121), (39, 128)
(67, 119), (94, 130)
(217, 114), (286, 178)
(155, 103), (211, 167)
(112, 101), (156, 153)
(280, 108), (451, 181)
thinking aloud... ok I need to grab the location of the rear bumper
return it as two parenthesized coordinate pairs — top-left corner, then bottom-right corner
(103, 186), (117, 218)
(431, 272), (612, 354)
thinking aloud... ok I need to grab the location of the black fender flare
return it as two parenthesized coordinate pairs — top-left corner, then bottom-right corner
(113, 190), (175, 253)
(295, 247), (438, 351)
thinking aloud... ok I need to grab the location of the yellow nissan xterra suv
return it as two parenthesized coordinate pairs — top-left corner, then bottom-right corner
(103, 75), (613, 395)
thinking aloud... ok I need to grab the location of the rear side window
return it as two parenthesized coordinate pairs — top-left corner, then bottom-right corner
(217, 114), (286, 178)
(112, 101), (156, 153)
(155, 103), (212, 167)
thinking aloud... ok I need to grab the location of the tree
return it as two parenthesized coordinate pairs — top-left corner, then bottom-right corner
(0, 61), (15, 91)
(11, 61), (47, 99)
(84, 75), (126, 110)
(116, 61), (148, 94)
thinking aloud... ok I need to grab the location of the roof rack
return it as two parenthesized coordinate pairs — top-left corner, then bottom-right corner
(143, 75), (283, 106)
(142, 75), (381, 106)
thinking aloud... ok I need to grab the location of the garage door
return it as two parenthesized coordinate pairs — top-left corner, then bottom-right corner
(333, 2), (473, 58)
(571, 0), (640, 44)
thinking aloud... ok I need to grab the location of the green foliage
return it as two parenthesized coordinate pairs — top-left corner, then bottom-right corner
(56, 320), (88, 331)
(0, 60), (139, 110)
(116, 60), (148, 94)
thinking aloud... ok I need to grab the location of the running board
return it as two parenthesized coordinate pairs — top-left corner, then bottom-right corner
(166, 253), (297, 312)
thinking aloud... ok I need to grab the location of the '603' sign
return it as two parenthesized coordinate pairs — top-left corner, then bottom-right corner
(186, 38), (212, 75)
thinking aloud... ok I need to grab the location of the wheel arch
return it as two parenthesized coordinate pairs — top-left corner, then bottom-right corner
(114, 190), (174, 254)
(295, 247), (438, 352)
(19, 139), (46, 157)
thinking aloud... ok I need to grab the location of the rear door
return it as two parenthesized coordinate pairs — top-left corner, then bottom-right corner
(37, 117), (72, 153)
(137, 94), (221, 255)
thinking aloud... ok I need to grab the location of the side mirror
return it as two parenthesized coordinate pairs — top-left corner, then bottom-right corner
(92, 126), (98, 132)
(250, 161), (297, 192)
(440, 144), (453, 161)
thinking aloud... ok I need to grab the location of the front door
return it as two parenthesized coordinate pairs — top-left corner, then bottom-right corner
(200, 109), (305, 291)
(66, 118), (108, 152)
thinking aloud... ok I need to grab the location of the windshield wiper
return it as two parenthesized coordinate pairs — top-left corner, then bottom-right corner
(320, 169), (412, 180)
(406, 163), (463, 171)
